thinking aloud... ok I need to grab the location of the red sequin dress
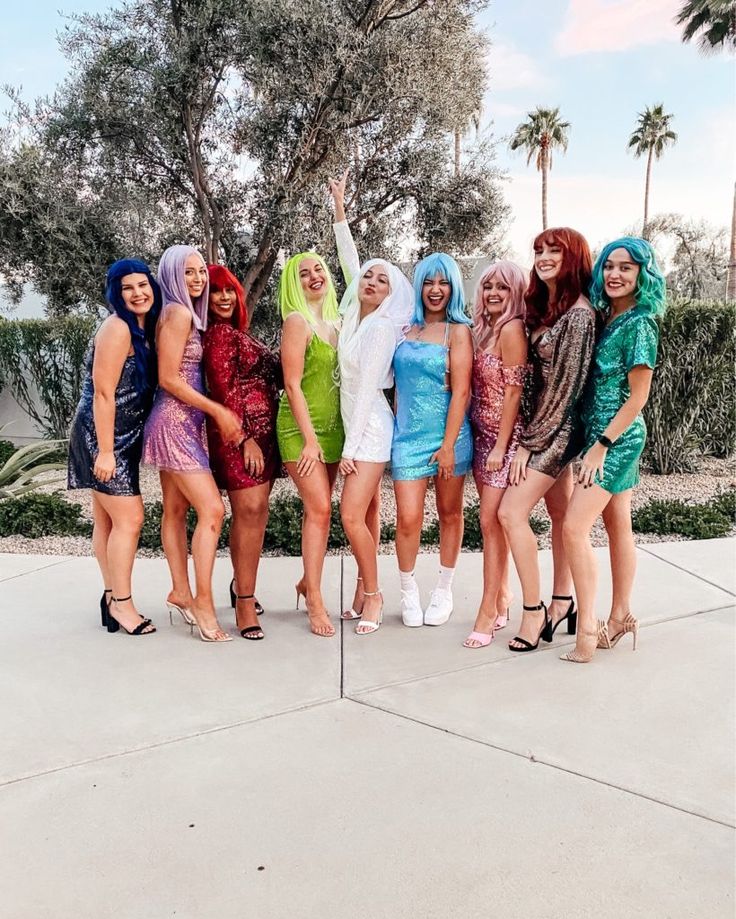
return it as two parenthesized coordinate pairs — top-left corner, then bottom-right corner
(203, 321), (282, 490)
(470, 351), (529, 488)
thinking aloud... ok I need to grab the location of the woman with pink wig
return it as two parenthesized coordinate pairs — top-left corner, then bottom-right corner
(463, 261), (530, 649)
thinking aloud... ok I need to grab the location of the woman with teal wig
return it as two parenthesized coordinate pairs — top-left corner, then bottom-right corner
(276, 247), (345, 637)
(560, 236), (665, 663)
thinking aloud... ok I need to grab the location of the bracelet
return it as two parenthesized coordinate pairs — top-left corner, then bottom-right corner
(598, 434), (614, 449)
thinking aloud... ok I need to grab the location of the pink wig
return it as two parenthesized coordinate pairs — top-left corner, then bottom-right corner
(473, 260), (528, 351)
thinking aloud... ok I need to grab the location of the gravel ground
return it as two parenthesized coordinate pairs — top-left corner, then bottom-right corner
(1, 457), (733, 557)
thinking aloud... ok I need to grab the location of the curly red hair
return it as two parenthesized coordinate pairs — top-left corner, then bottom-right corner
(525, 228), (592, 331)
(207, 264), (248, 331)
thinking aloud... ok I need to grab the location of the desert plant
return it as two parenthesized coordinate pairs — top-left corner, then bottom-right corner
(0, 439), (15, 467)
(0, 492), (91, 538)
(0, 438), (67, 498)
(632, 496), (733, 539)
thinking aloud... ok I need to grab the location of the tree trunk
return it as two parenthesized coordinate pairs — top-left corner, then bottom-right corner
(454, 129), (461, 177)
(541, 148), (548, 230)
(727, 181), (736, 301)
(643, 147), (653, 238)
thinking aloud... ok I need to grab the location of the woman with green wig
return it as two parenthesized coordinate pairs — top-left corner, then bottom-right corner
(276, 241), (345, 637)
(560, 236), (665, 664)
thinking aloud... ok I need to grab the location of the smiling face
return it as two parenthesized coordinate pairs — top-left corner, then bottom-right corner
(120, 273), (154, 325)
(299, 257), (328, 305)
(422, 273), (451, 318)
(209, 285), (237, 322)
(603, 247), (640, 306)
(533, 239), (564, 286)
(358, 264), (391, 312)
(481, 274), (511, 319)
(184, 254), (208, 300)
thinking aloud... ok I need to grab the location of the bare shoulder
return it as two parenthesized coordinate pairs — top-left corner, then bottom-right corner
(571, 295), (594, 314)
(498, 317), (527, 342)
(161, 302), (194, 329)
(282, 312), (311, 339)
(96, 315), (131, 349)
(450, 323), (473, 345)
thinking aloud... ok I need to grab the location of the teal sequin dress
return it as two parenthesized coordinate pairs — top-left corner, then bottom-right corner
(580, 306), (659, 494)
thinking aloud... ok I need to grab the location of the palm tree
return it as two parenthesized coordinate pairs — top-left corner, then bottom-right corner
(676, 0), (736, 53)
(509, 106), (570, 230)
(628, 104), (677, 235)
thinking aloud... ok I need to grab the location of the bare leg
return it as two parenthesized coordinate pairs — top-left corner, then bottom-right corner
(341, 462), (385, 629)
(94, 492), (152, 633)
(285, 460), (337, 637)
(91, 492), (112, 592)
(465, 480), (509, 646)
(498, 468), (556, 648)
(229, 482), (271, 637)
(344, 483), (381, 617)
(168, 471), (227, 640)
(394, 478), (429, 573)
(435, 473), (466, 568)
(159, 471), (194, 609)
(545, 466), (575, 626)
(601, 490), (636, 634)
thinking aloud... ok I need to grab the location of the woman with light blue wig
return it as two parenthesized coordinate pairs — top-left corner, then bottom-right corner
(391, 251), (474, 628)
(560, 236), (665, 663)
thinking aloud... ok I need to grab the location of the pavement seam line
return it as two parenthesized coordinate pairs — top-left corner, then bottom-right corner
(339, 553), (345, 699)
(638, 546), (736, 597)
(347, 696), (735, 830)
(0, 558), (72, 582)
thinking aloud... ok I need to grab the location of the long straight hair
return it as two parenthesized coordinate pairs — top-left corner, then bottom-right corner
(278, 251), (339, 324)
(207, 264), (248, 331)
(412, 252), (472, 326)
(472, 260), (528, 351)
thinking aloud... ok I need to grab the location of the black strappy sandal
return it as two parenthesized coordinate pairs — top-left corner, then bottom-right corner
(99, 588), (112, 626)
(235, 593), (265, 640)
(542, 595), (577, 641)
(107, 596), (156, 635)
(508, 602), (549, 653)
(230, 578), (264, 616)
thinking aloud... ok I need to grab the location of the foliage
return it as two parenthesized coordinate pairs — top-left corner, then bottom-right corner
(646, 213), (728, 300)
(0, 440), (15, 467)
(628, 104), (677, 164)
(509, 106), (570, 229)
(0, 315), (96, 438)
(632, 493), (734, 539)
(1, 0), (508, 319)
(0, 438), (67, 498)
(419, 501), (549, 549)
(644, 299), (735, 472)
(711, 488), (736, 522)
(676, 0), (736, 54)
(138, 500), (232, 552)
(0, 492), (91, 538)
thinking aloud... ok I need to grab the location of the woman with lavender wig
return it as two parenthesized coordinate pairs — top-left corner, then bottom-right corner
(143, 245), (243, 642)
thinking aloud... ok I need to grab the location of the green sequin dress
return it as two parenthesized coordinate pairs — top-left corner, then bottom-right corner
(276, 332), (345, 463)
(580, 306), (659, 494)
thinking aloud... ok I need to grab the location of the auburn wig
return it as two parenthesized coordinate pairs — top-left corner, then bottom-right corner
(207, 264), (248, 331)
(525, 228), (592, 331)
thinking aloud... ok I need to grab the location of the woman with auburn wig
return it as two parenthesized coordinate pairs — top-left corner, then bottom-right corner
(276, 250), (344, 637)
(69, 258), (161, 636)
(143, 245), (243, 643)
(203, 264), (282, 641)
(560, 237), (664, 663)
(498, 228), (595, 652)
(463, 260), (529, 648)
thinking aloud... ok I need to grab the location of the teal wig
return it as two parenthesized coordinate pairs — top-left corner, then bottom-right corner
(412, 253), (472, 326)
(590, 237), (666, 317)
(278, 251), (339, 324)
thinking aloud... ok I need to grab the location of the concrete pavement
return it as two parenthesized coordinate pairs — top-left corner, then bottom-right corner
(1, 540), (734, 918)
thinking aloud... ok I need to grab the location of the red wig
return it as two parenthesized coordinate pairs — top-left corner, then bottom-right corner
(525, 228), (592, 331)
(207, 264), (248, 331)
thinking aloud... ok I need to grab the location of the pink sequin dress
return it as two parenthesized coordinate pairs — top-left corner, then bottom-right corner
(470, 351), (529, 488)
(142, 326), (210, 472)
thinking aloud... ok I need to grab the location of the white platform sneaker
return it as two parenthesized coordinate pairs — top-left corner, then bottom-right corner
(401, 585), (424, 627)
(424, 587), (454, 626)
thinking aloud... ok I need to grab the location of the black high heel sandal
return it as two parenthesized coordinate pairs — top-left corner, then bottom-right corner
(235, 593), (265, 640)
(100, 588), (112, 627)
(542, 595), (577, 642)
(108, 596), (156, 635)
(508, 602), (549, 653)
(230, 578), (264, 616)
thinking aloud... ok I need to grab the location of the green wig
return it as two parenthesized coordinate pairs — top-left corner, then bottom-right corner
(590, 237), (666, 317)
(278, 251), (339, 324)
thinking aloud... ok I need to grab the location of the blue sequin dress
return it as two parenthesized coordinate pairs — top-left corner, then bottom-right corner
(580, 305), (659, 494)
(391, 323), (473, 481)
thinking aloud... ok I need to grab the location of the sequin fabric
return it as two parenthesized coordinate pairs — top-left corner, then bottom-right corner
(581, 306), (659, 494)
(68, 342), (152, 495)
(142, 327), (210, 472)
(276, 333), (345, 463)
(522, 302), (596, 479)
(391, 337), (473, 481)
(470, 351), (529, 488)
(203, 321), (283, 490)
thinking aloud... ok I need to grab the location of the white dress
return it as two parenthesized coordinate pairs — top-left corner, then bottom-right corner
(334, 222), (414, 463)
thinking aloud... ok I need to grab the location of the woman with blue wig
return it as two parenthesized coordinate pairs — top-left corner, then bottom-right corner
(560, 237), (665, 663)
(391, 252), (474, 627)
(68, 258), (161, 635)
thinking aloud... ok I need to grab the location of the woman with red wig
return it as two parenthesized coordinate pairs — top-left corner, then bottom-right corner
(203, 264), (282, 640)
(498, 228), (595, 653)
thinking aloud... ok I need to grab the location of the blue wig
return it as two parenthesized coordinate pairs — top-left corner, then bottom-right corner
(105, 258), (162, 393)
(590, 237), (666, 317)
(412, 253), (472, 326)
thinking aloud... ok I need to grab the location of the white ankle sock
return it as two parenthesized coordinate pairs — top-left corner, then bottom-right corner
(437, 565), (455, 591)
(399, 570), (417, 592)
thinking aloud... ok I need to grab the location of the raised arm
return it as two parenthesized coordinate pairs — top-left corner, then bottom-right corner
(328, 170), (360, 286)
(91, 317), (131, 483)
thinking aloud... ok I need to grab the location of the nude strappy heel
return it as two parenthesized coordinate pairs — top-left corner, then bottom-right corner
(598, 613), (639, 650)
(559, 623), (606, 663)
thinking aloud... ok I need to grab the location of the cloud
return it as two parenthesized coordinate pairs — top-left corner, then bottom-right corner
(555, 0), (681, 56)
(487, 40), (547, 92)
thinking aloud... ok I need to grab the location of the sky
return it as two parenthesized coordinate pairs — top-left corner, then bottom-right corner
(0, 0), (733, 285)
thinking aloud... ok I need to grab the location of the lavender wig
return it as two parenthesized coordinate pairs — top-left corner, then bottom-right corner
(157, 245), (209, 331)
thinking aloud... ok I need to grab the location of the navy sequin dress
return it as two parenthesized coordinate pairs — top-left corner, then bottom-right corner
(68, 342), (153, 496)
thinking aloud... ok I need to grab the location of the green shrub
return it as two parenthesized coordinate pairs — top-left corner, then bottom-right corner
(644, 300), (736, 473)
(709, 489), (736, 523)
(262, 494), (347, 554)
(138, 500), (232, 552)
(0, 440), (16, 467)
(0, 492), (91, 538)
(416, 501), (549, 549)
(632, 497), (732, 539)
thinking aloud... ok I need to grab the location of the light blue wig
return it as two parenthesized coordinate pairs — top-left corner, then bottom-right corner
(412, 252), (472, 326)
(590, 237), (666, 317)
